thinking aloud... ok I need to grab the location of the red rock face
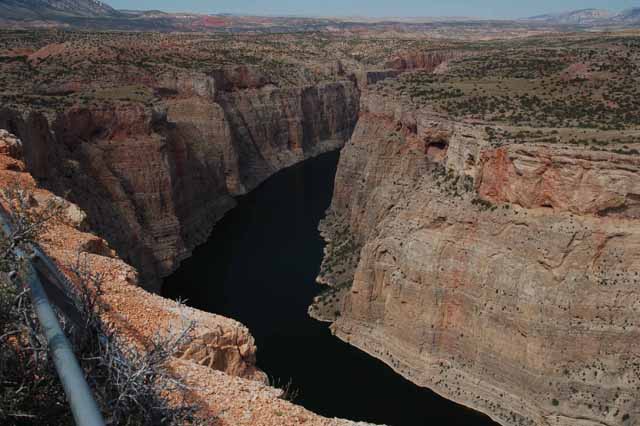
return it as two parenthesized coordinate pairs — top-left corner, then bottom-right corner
(478, 146), (640, 218)
(53, 104), (153, 143)
(321, 96), (640, 426)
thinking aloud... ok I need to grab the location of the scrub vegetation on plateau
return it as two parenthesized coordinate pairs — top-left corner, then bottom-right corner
(376, 33), (640, 151)
(0, 29), (440, 113)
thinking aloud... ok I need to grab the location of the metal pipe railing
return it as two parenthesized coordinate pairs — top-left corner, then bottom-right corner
(32, 244), (83, 303)
(0, 210), (106, 426)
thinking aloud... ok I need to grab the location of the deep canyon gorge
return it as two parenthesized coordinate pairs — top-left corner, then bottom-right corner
(163, 150), (496, 425)
(1, 29), (639, 426)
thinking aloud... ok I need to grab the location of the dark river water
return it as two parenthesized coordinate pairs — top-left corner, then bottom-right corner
(163, 150), (498, 426)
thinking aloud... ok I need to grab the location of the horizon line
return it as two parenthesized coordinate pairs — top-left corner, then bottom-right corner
(113, 6), (634, 21)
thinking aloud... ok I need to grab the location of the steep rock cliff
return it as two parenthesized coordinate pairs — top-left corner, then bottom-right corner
(316, 94), (640, 426)
(357, 50), (463, 90)
(384, 50), (466, 72)
(0, 71), (359, 290)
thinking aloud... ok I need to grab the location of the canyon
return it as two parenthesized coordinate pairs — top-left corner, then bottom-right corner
(0, 67), (359, 291)
(0, 120), (376, 426)
(1, 28), (640, 426)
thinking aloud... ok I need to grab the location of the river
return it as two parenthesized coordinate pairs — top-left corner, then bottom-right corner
(163, 150), (498, 426)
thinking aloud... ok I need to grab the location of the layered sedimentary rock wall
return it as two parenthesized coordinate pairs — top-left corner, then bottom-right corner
(0, 69), (359, 290)
(384, 50), (466, 72)
(315, 92), (640, 425)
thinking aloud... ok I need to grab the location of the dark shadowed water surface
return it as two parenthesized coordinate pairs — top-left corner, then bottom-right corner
(163, 150), (498, 426)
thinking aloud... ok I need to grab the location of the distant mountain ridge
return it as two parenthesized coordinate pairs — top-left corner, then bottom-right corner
(0, 0), (118, 19)
(46, 0), (117, 16)
(527, 8), (613, 24)
(525, 7), (640, 25)
(614, 7), (640, 23)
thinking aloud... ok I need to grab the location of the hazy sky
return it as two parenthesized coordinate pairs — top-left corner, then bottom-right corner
(107, 0), (640, 19)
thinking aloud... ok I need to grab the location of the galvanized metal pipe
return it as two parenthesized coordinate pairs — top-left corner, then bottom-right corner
(24, 261), (106, 426)
(0, 210), (106, 426)
(32, 245), (80, 301)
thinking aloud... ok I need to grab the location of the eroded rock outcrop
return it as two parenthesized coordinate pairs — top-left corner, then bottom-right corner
(356, 50), (463, 90)
(384, 50), (466, 72)
(316, 94), (640, 426)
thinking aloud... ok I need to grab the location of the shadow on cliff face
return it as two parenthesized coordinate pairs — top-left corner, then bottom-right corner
(0, 107), (163, 286)
(164, 120), (237, 274)
(0, 106), (235, 291)
(214, 93), (274, 194)
(0, 108), (55, 180)
(213, 80), (360, 195)
(301, 83), (355, 151)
